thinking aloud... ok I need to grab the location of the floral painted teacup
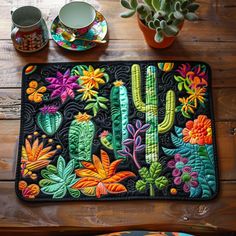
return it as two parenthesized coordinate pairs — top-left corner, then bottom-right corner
(59, 1), (96, 38)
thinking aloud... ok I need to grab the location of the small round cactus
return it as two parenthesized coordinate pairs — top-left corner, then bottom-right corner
(120, 0), (199, 43)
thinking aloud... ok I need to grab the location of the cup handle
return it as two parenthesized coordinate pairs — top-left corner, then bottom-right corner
(10, 7), (17, 15)
(11, 27), (21, 44)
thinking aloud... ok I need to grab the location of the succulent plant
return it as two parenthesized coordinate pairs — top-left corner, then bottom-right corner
(120, 0), (199, 43)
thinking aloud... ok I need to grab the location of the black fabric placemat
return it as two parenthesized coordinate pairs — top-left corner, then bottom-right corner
(16, 61), (218, 201)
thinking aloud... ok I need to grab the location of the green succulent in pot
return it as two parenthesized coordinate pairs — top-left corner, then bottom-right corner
(120, 0), (199, 47)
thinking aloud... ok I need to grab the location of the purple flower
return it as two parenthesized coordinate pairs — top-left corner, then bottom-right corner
(167, 153), (188, 176)
(173, 166), (198, 193)
(46, 69), (80, 103)
(40, 105), (59, 114)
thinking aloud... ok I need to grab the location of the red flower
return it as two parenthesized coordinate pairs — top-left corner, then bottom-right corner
(182, 115), (212, 145)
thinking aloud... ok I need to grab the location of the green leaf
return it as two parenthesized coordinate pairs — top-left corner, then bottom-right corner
(139, 167), (150, 180)
(48, 173), (64, 183)
(66, 174), (76, 185)
(68, 188), (81, 198)
(39, 179), (56, 187)
(98, 96), (109, 102)
(99, 102), (108, 110)
(103, 73), (110, 82)
(144, 0), (154, 8)
(149, 162), (162, 179)
(175, 105), (182, 112)
(41, 182), (65, 194)
(174, 75), (184, 82)
(185, 12), (198, 21)
(53, 186), (67, 199)
(63, 160), (75, 180)
(120, 10), (136, 18)
(57, 156), (65, 178)
(41, 169), (51, 179)
(174, 11), (184, 20)
(163, 25), (179, 36)
(135, 180), (147, 191)
(155, 176), (168, 190)
(100, 68), (105, 72)
(85, 103), (95, 110)
(46, 164), (57, 174)
(130, 0), (138, 9)
(93, 106), (98, 116)
(121, 0), (132, 9)
(154, 30), (164, 43)
(182, 110), (191, 118)
(151, 0), (160, 11)
(178, 82), (183, 91)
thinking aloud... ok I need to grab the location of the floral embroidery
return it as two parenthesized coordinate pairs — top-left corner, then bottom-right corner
(173, 166), (198, 193)
(46, 69), (80, 103)
(17, 62), (217, 201)
(18, 181), (40, 199)
(72, 150), (136, 198)
(175, 63), (208, 118)
(26, 81), (46, 103)
(21, 135), (58, 179)
(167, 153), (188, 176)
(80, 65), (105, 89)
(182, 115), (212, 145)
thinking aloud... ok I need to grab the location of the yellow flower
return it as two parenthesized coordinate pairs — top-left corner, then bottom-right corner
(80, 65), (105, 89)
(187, 87), (206, 107)
(74, 112), (91, 122)
(78, 84), (98, 100)
(179, 97), (195, 114)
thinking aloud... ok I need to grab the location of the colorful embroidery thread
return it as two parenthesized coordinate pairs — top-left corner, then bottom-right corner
(16, 61), (218, 201)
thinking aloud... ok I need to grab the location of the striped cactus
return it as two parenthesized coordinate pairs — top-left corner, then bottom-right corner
(101, 81), (129, 159)
(110, 80), (129, 159)
(69, 112), (95, 167)
(131, 64), (176, 163)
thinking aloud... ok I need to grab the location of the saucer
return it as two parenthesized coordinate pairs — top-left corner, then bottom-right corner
(51, 11), (108, 51)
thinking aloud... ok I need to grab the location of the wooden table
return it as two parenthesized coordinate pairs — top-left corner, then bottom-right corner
(0, 0), (236, 235)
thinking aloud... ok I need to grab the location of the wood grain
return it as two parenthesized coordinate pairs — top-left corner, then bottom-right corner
(0, 40), (236, 88)
(1, 88), (236, 120)
(0, 181), (236, 234)
(0, 120), (235, 181)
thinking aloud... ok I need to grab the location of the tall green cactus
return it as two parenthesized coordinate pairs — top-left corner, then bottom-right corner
(110, 80), (129, 159)
(69, 112), (95, 167)
(131, 64), (175, 163)
(100, 81), (129, 160)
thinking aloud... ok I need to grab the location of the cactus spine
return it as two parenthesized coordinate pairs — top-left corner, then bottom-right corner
(69, 112), (95, 167)
(131, 64), (176, 163)
(110, 80), (129, 159)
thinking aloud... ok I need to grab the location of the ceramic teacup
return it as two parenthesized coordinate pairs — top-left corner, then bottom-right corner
(11, 6), (49, 52)
(59, 1), (96, 37)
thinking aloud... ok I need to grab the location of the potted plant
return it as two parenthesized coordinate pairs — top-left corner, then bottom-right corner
(120, 0), (199, 48)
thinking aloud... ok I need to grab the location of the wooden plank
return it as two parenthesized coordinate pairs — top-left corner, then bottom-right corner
(0, 40), (236, 88)
(0, 181), (236, 234)
(1, 88), (236, 121)
(0, 120), (235, 181)
(2, 0), (236, 42)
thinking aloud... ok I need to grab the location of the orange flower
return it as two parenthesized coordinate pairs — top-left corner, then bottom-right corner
(77, 84), (98, 100)
(18, 181), (40, 199)
(21, 138), (57, 178)
(80, 66), (105, 89)
(26, 81), (46, 103)
(179, 97), (195, 114)
(72, 150), (136, 198)
(187, 87), (206, 107)
(182, 115), (212, 145)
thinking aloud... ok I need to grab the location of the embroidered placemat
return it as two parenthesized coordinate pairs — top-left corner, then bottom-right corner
(16, 61), (218, 201)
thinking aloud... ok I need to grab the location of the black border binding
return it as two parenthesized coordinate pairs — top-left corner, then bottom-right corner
(15, 60), (219, 202)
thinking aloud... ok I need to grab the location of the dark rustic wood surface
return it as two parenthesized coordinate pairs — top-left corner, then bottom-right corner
(0, 0), (236, 235)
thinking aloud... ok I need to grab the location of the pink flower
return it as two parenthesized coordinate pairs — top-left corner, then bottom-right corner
(46, 69), (80, 103)
(173, 166), (198, 193)
(40, 105), (59, 114)
(167, 153), (188, 177)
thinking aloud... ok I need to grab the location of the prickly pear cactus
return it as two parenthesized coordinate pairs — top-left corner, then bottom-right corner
(69, 112), (95, 167)
(36, 105), (62, 136)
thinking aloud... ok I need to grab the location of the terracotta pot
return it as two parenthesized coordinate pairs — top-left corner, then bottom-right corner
(137, 16), (183, 49)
